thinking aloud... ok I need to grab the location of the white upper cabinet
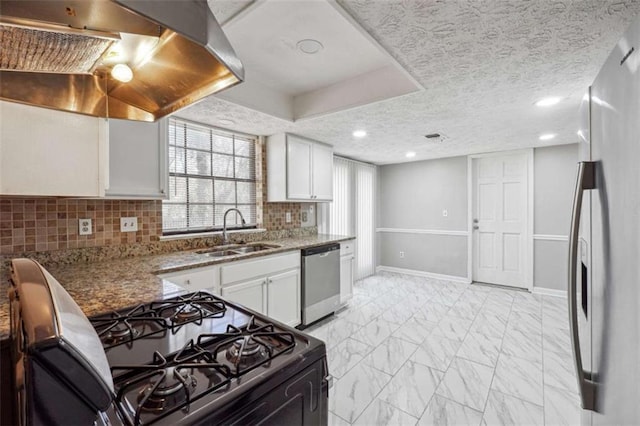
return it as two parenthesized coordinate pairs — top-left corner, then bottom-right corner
(311, 142), (333, 200)
(266, 133), (333, 202)
(0, 101), (108, 197)
(286, 136), (313, 199)
(106, 118), (168, 199)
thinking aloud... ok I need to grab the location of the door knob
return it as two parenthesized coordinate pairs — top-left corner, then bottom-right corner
(473, 225), (479, 230)
(473, 218), (479, 223)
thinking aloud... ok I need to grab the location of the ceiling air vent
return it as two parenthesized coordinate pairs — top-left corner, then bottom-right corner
(424, 133), (447, 142)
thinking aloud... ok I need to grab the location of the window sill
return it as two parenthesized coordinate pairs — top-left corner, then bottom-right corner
(159, 228), (267, 241)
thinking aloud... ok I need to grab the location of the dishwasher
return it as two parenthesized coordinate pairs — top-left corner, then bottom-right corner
(300, 243), (341, 327)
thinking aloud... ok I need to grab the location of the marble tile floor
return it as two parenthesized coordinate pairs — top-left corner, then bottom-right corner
(305, 272), (582, 426)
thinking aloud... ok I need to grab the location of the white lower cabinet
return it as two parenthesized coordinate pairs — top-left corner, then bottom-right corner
(340, 240), (355, 305)
(266, 269), (300, 327)
(221, 277), (265, 314)
(158, 265), (220, 295)
(221, 252), (301, 327)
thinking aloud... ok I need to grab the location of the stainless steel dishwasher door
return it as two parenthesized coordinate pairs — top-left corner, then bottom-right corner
(301, 244), (341, 326)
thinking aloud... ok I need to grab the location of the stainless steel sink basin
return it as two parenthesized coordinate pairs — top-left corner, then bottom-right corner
(203, 250), (241, 258)
(233, 244), (280, 253)
(198, 243), (281, 258)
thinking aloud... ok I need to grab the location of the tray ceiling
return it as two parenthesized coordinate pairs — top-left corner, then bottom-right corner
(189, 0), (640, 164)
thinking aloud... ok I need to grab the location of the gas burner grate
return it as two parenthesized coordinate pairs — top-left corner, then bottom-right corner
(196, 316), (296, 377)
(150, 292), (227, 326)
(111, 340), (231, 426)
(90, 305), (167, 348)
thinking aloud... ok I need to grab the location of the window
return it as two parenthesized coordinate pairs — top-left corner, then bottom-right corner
(319, 156), (376, 280)
(163, 118), (257, 234)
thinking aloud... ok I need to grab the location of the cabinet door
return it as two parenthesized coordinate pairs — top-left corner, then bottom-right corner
(286, 136), (312, 200)
(312, 143), (333, 201)
(222, 277), (266, 314)
(340, 255), (354, 305)
(106, 118), (168, 199)
(0, 101), (108, 196)
(267, 269), (300, 327)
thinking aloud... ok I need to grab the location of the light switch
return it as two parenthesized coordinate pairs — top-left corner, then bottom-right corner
(120, 217), (138, 232)
(79, 218), (92, 235)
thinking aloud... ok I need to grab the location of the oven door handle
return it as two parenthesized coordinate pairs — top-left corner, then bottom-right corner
(568, 160), (597, 411)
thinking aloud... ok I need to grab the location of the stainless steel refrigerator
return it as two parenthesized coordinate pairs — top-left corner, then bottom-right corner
(571, 14), (639, 426)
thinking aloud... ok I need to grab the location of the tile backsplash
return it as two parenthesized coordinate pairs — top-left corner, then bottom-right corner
(0, 199), (162, 254)
(1, 196), (309, 255)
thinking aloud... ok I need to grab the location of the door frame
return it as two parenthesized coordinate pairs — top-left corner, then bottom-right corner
(466, 149), (534, 291)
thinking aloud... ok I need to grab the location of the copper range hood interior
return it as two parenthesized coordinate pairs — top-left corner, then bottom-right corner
(0, 0), (244, 121)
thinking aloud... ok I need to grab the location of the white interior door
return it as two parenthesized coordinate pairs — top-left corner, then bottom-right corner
(472, 152), (530, 288)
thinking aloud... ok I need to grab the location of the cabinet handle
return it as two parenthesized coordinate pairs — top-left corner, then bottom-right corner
(185, 279), (191, 285)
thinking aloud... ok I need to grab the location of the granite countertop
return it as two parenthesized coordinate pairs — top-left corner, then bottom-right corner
(0, 234), (353, 339)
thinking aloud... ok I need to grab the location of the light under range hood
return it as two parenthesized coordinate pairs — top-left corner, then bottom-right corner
(0, 0), (244, 121)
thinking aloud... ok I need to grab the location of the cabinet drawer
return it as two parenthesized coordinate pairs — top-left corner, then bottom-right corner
(340, 240), (355, 256)
(158, 265), (219, 293)
(221, 252), (300, 286)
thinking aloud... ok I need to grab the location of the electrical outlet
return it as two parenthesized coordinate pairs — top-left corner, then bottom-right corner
(79, 218), (92, 235)
(301, 212), (308, 222)
(442, 209), (448, 217)
(120, 217), (138, 232)
(399, 251), (405, 258)
(285, 212), (291, 223)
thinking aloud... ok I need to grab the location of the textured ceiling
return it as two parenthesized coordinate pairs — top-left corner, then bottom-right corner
(186, 0), (640, 164)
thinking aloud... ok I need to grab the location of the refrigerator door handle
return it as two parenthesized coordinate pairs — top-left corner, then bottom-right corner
(568, 160), (597, 411)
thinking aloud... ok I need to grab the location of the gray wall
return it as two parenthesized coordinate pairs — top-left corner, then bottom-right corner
(378, 156), (468, 230)
(376, 144), (578, 290)
(533, 143), (579, 290)
(377, 156), (468, 278)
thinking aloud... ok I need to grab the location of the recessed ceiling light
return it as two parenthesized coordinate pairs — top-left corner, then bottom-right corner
(353, 130), (367, 138)
(297, 39), (324, 55)
(539, 133), (557, 141)
(535, 97), (561, 107)
(405, 151), (416, 158)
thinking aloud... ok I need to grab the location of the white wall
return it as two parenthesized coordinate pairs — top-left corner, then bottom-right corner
(376, 144), (578, 291)
(533, 143), (579, 291)
(377, 156), (468, 278)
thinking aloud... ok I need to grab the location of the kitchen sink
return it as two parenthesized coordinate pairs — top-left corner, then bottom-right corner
(198, 243), (281, 258)
(232, 244), (280, 253)
(203, 250), (242, 258)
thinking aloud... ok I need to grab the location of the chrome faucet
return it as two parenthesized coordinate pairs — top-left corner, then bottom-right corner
(222, 208), (246, 245)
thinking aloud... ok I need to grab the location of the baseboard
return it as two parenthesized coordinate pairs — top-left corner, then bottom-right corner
(532, 287), (567, 298)
(376, 265), (471, 284)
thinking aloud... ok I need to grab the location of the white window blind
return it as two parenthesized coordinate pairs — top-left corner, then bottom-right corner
(319, 156), (376, 280)
(355, 163), (376, 279)
(162, 118), (257, 234)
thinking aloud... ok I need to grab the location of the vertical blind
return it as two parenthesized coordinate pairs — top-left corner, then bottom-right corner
(163, 118), (257, 234)
(320, 156), (376, 280)
(355, 163), (376, 279)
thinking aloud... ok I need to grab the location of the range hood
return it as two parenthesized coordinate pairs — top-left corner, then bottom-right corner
(0, 0), (244, 121)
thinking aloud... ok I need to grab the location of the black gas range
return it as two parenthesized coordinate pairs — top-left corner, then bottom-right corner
(9, 258), (329, 426)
